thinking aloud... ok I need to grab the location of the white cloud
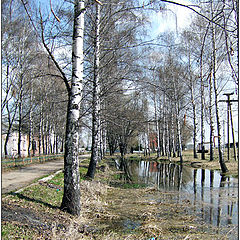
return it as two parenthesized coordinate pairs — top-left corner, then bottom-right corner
(151, 0), (194, 35)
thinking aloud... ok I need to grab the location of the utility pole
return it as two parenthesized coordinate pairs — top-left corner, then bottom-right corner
(229, 103), (237, 161)
(219, 93), (238, 161)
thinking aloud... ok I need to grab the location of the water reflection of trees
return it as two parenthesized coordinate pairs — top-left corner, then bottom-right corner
(134, 162), (192, 190)
(192, 170), (237, 227)
(122, 160), (238, 228)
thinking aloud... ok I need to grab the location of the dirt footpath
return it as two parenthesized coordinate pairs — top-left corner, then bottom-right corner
(1, 154), (90, 194)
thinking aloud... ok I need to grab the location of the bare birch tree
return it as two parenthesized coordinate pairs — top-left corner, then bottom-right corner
(86, 2), (101, 179)
(60, 0), (85, 215)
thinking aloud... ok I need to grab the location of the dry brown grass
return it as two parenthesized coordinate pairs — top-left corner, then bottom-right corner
(167, 150), (238, 176)
(2, 155), (238, 240)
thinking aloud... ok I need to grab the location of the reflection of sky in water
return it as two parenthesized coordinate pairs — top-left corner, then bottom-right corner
(133, 161), (238, 227)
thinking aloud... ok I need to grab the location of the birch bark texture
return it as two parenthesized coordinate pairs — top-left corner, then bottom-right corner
(87, 2), (101, 179)
(60, 0), (85, 216)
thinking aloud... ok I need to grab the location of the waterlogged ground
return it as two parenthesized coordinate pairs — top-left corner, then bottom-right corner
(98, 187), (238, 239)
(93, 159), (238, 239)
(1, 156), (238, 239)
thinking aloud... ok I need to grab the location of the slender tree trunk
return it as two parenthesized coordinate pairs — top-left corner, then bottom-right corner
(157, 119), (160, 158)
(87, 3), (101, 179)
(176, 103), (183, 163)
(4, 133), (10, 157)
(98, 118), (102, 161)
(193, 102), (198, 159)
(45, 134), (48, 155)
(229, 104), (237, 161)
(200, 59), (205, 160)
(162, 98), (166, 156)
(168, 116), (172, 158)
(171, 112), (176, 158)
(173, 79), (183, 162)
(119, 139), (127, 169)
(61, 135), (64, 152)
(199, 23), (211, 160)
(166, 119), (170, 160)
(39, 124), (42, 155)
(55, 134), (59, 154)
(44, 121), (48, 155)
(4, 65), (15, 157)
(102, 125), (107, 157)
(17, 73), (24, 158)
(153, 91), (160, 157)
(147, 122), (150, 156)
(42, 118), (45, 155)
(4, 102), (17, 157)
(18, 92), (23, 158)
(28, 85), (33, 157)
(209, 71), (214, 161)
(61, 0), (85, 216)
(211, 5), (228, 173)
(188, 49), (198, 159)
(39, 100), (43, 155)
(47, 121), (51, 154)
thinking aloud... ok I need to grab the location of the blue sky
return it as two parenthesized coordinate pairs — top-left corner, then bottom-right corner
(35, 0), (238, 143)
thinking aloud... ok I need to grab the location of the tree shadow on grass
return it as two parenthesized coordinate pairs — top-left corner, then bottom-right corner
(10, 192), (60, 210)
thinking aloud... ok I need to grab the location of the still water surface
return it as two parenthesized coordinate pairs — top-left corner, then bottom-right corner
(125, 161), (238, 227)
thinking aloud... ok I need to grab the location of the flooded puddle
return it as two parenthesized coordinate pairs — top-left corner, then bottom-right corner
(122, 160), (238, 228)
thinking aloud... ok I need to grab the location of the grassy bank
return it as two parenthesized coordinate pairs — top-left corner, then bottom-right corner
(2, 155), (237, 239)
(167, 149), (238, 177)
(124, 149), (238, 177)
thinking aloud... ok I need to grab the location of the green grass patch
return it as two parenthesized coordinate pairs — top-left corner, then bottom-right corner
(79, 167), (88, 180)
(80, 157), (90, 164)
(20, 184), (63, 208)
(79, 166), (88, 176)
(48, 167), (89, 187)
(1, 222), (36, 239)
(112, 173), (121, 180)
(48, 172), (64, 187)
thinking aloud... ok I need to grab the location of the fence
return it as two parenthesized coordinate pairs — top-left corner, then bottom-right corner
(2, 154), (64, 168)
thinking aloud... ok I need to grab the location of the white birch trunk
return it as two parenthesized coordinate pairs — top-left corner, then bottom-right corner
(61, 0), (85, 216)
(209, 71), (214, 161)
(173, 80), (183, 163)
(200, 60), (205, 160)
(161, 99), (166, 156)
(166, 119), (170, 160)
(176, 103), (183, 163)
(171, 112), (176, 157)
(157, 119), (160, 157)
(87, 3), (101, 178)
(211, 3), (228, 173)
(147, 122), (150, 155)
(28, 84), (33, 157)
(39, 100), (43, 155)
(95, 2), (101, 162)
(18, 74), (24, 158)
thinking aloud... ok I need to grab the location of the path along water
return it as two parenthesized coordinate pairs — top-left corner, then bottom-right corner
(1, 154), (90, 194)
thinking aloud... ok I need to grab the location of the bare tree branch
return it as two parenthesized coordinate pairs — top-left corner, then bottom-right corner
(50, 0), (61, 22)
(39, 8), (71, 94)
